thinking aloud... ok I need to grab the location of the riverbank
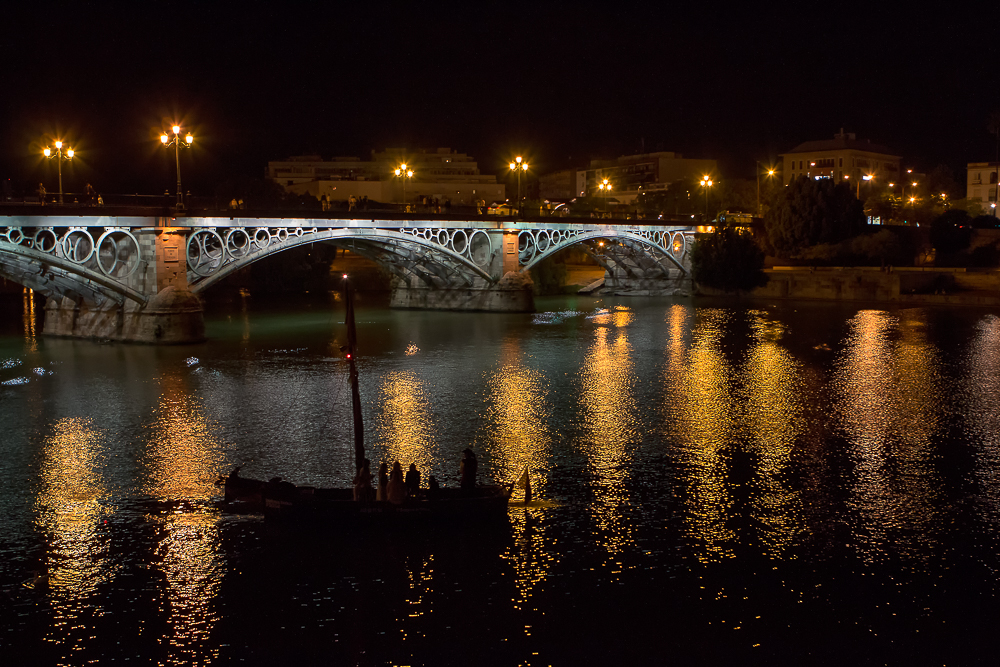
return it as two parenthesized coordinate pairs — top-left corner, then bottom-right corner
(698, 266), (1000, 307)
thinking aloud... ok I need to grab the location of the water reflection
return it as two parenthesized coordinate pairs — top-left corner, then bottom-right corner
(579, 306), (637, 554)
(23, 287), (37, 352)
(143, 372), (225, 666)
(835, 309), (944, 562)
(483, 338), (550, 494)
(964, 314), (1000, 522)
(374, 370), (437, 473)
(665, 309), (736, 562)
(742, 311), (805, 557)
(34, 416), (109, 662)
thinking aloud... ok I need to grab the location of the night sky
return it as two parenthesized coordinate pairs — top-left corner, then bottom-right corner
(2, 2), (997, 197)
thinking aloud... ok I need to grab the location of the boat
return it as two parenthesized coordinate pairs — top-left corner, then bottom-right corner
(217, 279), (516, 525)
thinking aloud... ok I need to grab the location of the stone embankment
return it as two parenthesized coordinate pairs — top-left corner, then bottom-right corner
(704, 266), (1000, 306)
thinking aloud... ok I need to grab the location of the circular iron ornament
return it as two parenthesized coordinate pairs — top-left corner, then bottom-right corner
(96, 229), (141, 278)
(451, 229), (468, 255)
(670, 232), (687, 257)
(32, 228), (58, 253)
(186, 228), (225, 277)
(61, 228), (96, 264)
(275, 228), (289, 243)
(517, 231), (536, 262)
(468, 230), (492, 267)
(253, 228), (271, 249)
(5, 228), (26, 245)
(536, 230), (551, 253)
(226, 228), (252, 259)
(435, 229), (450, 247)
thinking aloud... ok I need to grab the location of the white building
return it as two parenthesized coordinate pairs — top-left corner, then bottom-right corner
(266, 148), (505, 205)
(781, 130), (900, 187)
(966, 162), (1000, 211)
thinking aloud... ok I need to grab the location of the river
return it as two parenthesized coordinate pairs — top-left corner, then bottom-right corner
(1, 290), (999, 665)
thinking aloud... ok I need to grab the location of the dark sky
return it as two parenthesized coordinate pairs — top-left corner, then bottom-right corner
(2, 2), (998, 196)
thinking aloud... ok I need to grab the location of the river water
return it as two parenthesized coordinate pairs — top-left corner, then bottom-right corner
(1, 290), (999, 666)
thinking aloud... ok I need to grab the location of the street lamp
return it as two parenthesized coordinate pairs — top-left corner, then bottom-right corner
(41, 140), (74, 204)
(160, 124), (193, 209)
(509, 156), (528, 215)
(756, 161), (775, 216)
(393, 163), (414, 209)
(859, 173), (873, 199)
(598, 178), (612, 213)
(699, 176), (713, 219)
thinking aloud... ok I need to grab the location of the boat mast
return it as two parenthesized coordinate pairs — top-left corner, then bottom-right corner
(344, 279), (365, 472)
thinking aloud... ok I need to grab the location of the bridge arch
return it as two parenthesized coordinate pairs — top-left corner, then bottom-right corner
(0, 229), (147, 305)
(516, 228), (691, 275)
(186, 226), (498, 294)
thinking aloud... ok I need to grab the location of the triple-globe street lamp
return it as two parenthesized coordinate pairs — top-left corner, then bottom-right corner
(160, 125), (193, 209)
(42, 140), (75, 204)
(509, 156), (528, 215)
(598, 178), (612, 213)
(699, 176), (714, 220)
(394, 164), (414, 209)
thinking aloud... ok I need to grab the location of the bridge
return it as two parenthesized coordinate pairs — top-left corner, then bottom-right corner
(0, 213), (696, 343)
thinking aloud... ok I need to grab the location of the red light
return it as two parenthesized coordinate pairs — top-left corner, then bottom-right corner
(345, 353), (352, 359)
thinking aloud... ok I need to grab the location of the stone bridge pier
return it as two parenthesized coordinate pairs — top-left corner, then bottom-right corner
(2, 215), (695, 343)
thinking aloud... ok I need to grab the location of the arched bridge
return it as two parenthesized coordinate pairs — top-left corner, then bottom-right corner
(0, 214), (696, 341)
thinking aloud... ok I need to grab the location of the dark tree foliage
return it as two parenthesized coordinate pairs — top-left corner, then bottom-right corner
(763, 176), (865, 254)
(929, 209), (973, 255)
(972, 214), (999, 229)
(691, 227), (768, 293)
(214, 177), (294, 210)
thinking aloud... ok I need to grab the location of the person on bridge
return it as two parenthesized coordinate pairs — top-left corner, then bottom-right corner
(387, 461), (406, 504)
(405, 463), (421, 497)
(37, 183), (46, 205)
(460, 448), (478, 494)
(353, 458), (374, 501)
(377, 461), (389, 501)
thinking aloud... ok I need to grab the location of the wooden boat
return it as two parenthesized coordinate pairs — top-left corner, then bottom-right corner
(217, 279), (516, 524)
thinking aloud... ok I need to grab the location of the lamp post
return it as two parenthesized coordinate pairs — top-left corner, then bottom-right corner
(598, 178), (612, 213)
(394, 164), (414, 210)
(699, 176), (713, 220)
(41, 141), (75, 204)
(756, 162), (775, 216)
(859, 173), (873, 199)
(160, 125), (193, 209)
(509, 156), (528, 216)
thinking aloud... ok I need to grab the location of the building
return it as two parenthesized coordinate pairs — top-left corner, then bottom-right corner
(781, 130), (900, 187)
(266, 148), (505, 205)
(539, 151), (718, 205)
(966, 162), (1000, 212)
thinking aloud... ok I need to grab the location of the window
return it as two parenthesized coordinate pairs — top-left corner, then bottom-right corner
(839, 157), (843, 167)
(799, 161), (803, 169)
(991, 172), (998, 184)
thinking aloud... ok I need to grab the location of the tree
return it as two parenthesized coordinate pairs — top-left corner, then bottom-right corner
(929, 209), (973, 256)
(690, 227), (768, 293)
(718, 178), (757, 214)
(763, 176), (865, 254)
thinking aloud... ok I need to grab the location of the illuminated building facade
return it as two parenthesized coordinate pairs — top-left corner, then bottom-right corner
(966, 162), (1000, 209)
(781, 130), (900, 185)
(266, 148), (505, 205)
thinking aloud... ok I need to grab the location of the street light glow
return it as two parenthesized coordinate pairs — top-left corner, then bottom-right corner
(55, 141), (62, 149)
(172, 125), (180, 134)
(160, 134), (169, 144)
(66, 149), (74, 158)
(43, 148), (51, 157)
(185, 134), (193, 144)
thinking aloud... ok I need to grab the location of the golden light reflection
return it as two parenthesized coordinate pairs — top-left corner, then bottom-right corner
(835, 309), (943, 562)
(664, 309), (736, 562)
(580, 306), (636, 555)
(23, 287), (37, 352)
(483, 338), (551, 496)
(503, 508), (559, 615)
(742, 312), (805, 557)
(143, 372), (226, 666)
(374, 370), (437, 473)
(966, 315), (1000, 523)
(34, 417), (109, 657)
